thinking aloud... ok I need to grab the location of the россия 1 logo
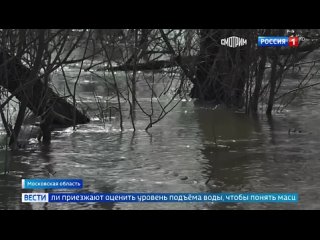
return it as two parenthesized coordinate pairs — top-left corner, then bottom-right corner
(221, 36), (247, 48)
(258, 36), (300, 47)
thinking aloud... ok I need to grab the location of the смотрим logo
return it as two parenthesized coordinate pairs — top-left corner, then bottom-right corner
(221, 36), (247, 48)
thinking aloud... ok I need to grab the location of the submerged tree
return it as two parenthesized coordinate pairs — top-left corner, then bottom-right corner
(190, 29), (250, 107)
(0, 29), (90, 147)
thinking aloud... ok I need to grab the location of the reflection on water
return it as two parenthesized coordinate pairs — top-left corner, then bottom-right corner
(1, 69), (320, 210)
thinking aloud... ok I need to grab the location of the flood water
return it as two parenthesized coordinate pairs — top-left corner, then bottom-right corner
(1, 60), (320, 210)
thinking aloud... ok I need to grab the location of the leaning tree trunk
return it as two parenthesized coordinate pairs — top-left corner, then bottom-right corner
(0, 50), (90, 143)
(190, 29), (249, 107)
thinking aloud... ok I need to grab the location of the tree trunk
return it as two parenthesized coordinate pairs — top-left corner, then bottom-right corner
(250, 48), (267, 113)
(191, 29), (248, 107)
(9, 100), (27, 148)
(266, 54), (278, 115)
(0, 50), (90, 142)
(191, 29), (222, 101)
